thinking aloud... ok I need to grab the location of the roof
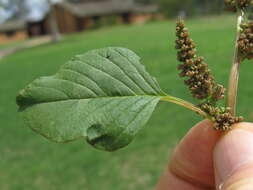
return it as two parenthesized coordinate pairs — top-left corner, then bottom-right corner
(0, 20), (26, 33)
(132, 4), (158, 13)
(57, 0), (158, 17)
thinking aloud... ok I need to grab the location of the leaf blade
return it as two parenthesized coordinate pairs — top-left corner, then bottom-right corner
(21, 96), (159, 151)
(17, 47), (164, 151)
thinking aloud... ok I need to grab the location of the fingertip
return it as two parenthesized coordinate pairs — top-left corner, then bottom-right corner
(169, 120), (221, 188)
(214, 122), (253, 189)
(231, 122), (253, 132)
(190, 119), (221, 138)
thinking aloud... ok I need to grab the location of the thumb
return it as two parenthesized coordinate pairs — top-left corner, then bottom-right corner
(214, 122), (253, 190)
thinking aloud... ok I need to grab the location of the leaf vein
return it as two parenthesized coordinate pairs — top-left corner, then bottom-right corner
(77, 59), (137, 95)
(97, 53), (146, 94)
(112, 97), (155, 145)
(33, 85), (70, 98)
(61, 68), (108, 96)
(113, 49), (159, 94)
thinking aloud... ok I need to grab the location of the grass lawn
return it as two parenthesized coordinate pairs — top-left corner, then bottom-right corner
(0, 40), (26, 51)
(1, 15), (253, 190)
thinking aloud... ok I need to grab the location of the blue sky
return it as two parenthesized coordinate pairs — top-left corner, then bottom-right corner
(0, 0), (61, 24)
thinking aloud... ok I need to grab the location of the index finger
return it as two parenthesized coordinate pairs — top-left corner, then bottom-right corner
(156, 120), (221, 190)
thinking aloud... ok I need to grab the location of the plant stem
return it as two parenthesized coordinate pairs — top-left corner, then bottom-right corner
(227, 10), (244, 116)
(160, 96), (212, 120)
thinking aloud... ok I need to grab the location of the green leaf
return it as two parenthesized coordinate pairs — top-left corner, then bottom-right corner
(16, 47), (165, 151)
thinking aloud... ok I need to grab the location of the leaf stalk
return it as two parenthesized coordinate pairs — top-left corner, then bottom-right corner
(160, 96), (212, 120)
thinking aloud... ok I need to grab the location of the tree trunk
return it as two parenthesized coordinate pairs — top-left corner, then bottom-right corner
(47, 0), (61, 43)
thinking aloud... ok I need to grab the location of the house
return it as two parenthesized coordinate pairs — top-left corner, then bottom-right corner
(0, 0), (158, 40)
(0, 20), (27, 43)
(28, 0), (158, 36)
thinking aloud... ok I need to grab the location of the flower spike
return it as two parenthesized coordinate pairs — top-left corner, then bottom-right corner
(175, 19), (243, 131)
(176, 19), (225, 101)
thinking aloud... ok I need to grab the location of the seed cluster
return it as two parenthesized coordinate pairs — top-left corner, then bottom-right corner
(224, 0), (253, 12)
(176, 19), (243, 131)
(238, 21), (253, 59)
(176, 19), (225, 101)
(200, 104), (244, 131)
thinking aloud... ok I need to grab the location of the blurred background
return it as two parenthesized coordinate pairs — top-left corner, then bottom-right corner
(1, 0), (253, 190)
(0, 0), (225, 46)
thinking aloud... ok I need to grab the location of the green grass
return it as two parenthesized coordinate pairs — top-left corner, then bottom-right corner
(1, 15), (253, 190)
(0, 40), (26, 51)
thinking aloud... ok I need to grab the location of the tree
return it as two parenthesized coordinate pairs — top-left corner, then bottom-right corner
(47, 0), (61, 43)
(22, 0), (61, 42)
(0, 0), (61, 42)
(0, 0), (20, 23)
(137, 0), (224, 17)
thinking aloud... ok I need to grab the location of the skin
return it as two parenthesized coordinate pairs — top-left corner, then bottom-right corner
(156, 120), (253, 190)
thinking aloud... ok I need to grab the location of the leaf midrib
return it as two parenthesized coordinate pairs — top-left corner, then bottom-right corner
(20, 94), (164, 109)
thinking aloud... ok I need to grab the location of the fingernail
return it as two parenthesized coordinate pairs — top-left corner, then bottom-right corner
(214, 129), (253, 186)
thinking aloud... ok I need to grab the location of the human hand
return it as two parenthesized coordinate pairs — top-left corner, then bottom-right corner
(156, 120), (253, 190)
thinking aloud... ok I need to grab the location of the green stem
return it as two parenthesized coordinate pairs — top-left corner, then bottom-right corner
(160, 96), (212, 120)
(227, 10), (244, 116)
